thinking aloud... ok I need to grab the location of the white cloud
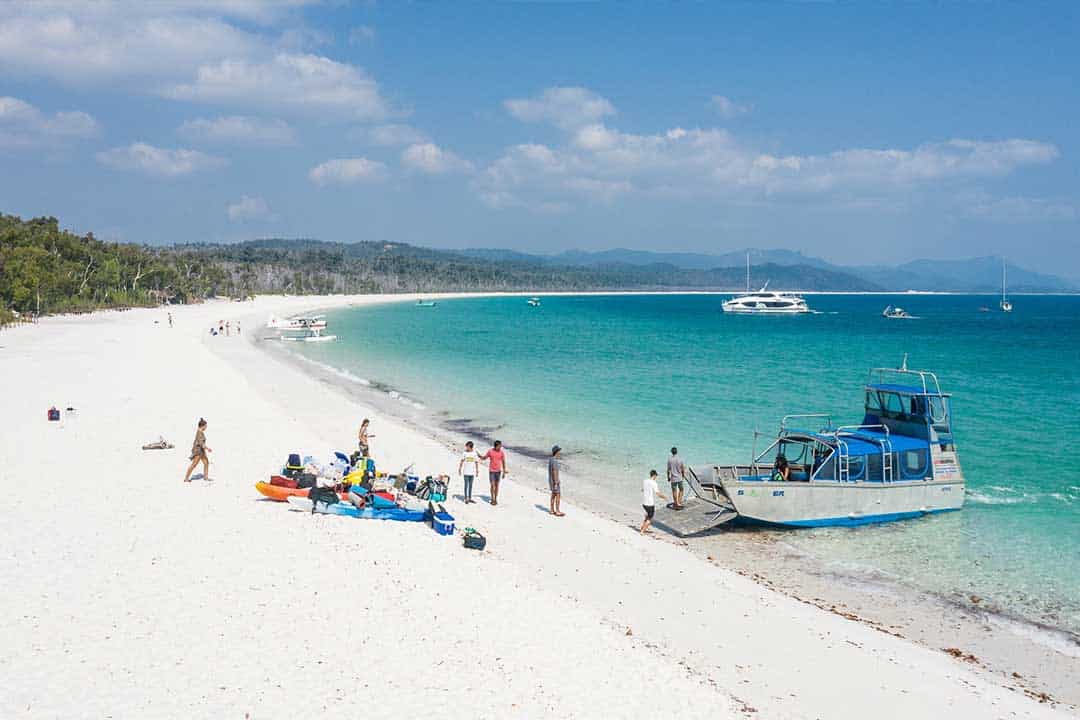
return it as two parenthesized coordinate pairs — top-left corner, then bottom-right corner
(96, 142), (227, 177)
(179, 115), (296, 146)
(168, 53), (390, 120)
(504, 86), (616, 129)
(0, 96), (99, 149)
(709, 95), (751, 119)
(478, 109), (1060, 212)
(366, 124), (428, 147)
(350, 25), (375, 43)
(401, 142), (473, 175)
(309, 157), (386, 186)
(227, 194), (273, 221)
(0, 4), (266, 86)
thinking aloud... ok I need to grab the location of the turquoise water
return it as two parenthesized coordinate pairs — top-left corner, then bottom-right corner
(294, 294), (1080, 636)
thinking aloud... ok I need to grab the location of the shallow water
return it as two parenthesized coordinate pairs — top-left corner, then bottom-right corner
(290, 294), (1080, 636)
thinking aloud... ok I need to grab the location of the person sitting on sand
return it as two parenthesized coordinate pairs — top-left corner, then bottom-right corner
(183, 418), (211, 482)
(548, 445), (565, 516)
(480, 440), (507, 506)
(641, 470), (666, 534)
(772, 454), (790, 482)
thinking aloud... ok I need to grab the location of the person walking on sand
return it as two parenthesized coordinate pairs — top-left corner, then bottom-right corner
(226, 321), (231, 337)
(548, 445), (565, 516)
(641, 470), (666, 534)
(480, 440), (507, 505)
(458, 441), (480, 503)
(357, 418), (374, 457)
(167, 312), (172, 328)
(183, 418), (212, 482)
(667, 447), (687, 510)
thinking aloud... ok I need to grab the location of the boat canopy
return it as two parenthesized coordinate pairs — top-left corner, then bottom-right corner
(796, 431), (927, 456)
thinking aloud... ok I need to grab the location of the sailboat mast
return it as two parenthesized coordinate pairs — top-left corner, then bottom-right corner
(745, 251), (750, 293)
(1002, 259), (1007, 302)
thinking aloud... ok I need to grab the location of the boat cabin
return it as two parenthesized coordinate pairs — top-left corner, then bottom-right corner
(744, 367), (954, 485)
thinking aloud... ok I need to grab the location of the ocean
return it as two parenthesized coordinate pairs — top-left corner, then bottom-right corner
(286, 293), (1080, 638)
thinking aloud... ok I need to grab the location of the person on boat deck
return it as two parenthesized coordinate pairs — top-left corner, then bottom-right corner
(667, 447), (687, 510)
(357, 418), (374, 457)
(772, 455), (791, 482)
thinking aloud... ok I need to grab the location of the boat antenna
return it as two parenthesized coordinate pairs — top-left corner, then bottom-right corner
(745, 251), (750, 293)
(900, 353), (908, 372)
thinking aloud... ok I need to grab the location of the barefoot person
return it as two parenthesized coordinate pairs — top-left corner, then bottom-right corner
(640, 470), (666, 534)
(183, 418), (211, 482)
(458, 441), (480, 504)
(548, 445), (565, 516)
(480, 440), (507, 506)
(667, 447), (687, 510)
(357, 418), (374, 457)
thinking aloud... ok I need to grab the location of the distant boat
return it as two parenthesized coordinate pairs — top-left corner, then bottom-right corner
(267, 314), (327, 331)
(282, 327), (336, 343)
(1000, 259), (1013, 313)
(527, 297), (541, 307)
(416, 300), (437, 308)
(721, 253), (811, 314)
(882, 305), (918, 320)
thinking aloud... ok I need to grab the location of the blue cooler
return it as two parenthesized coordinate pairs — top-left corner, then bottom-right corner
(432, 504), (455, 536)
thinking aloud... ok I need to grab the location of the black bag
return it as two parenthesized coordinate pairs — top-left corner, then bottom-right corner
(415, 479), (432, 500)
(463, 529), (486, 551)
(308, 486), (340, 513)
(296, 472), (317, 489)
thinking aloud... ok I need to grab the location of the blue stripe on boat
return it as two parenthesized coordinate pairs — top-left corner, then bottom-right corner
(737, 506), (959, 528)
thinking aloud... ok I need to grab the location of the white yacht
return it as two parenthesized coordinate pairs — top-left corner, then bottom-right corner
(882, 305), (918, 319)
(721, 253), (811, 314)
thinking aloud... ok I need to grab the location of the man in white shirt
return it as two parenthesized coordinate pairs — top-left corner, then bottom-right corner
(458, 441), (480, 504)
(641, 469), (667, 534)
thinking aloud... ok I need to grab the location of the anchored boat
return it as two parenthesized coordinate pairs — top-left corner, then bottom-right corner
(657, 361), (965, 535)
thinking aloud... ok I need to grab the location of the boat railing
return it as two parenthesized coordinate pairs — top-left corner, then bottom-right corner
(780, 414), (833, 433)
(869, 365), (943, 397)
(835, 424), (895, 483)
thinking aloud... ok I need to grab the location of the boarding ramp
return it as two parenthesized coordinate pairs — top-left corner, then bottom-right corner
(652, 465), (738, 537)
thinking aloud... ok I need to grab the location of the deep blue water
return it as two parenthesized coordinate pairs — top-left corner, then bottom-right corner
(292, 294), (1080, 635)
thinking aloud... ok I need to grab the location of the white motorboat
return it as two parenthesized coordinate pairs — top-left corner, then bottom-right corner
(882, 305), (918, 319)
(1000, 259), (1013, 313)
(281, 328), (336, 343)
(267, 314), (327, 331)
(721, 253), (811, 314)
(527, 297), (541, 307)
(654, 360), (965, 535)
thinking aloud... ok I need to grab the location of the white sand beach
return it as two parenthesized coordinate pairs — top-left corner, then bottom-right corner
(1, 294), (1075, 719)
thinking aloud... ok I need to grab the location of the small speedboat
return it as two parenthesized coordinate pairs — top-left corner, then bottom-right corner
(882, 305), (918, 319)
(528, 297), (541, 307)
(416, 300), (437, 308)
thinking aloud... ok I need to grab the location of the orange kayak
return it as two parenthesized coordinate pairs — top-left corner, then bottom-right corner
(255, 482), (351, 502)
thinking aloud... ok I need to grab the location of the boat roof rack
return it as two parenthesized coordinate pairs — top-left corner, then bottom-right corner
(867, 355), (944, 397)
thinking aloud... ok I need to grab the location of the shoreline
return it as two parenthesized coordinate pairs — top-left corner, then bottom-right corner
(262, 295), (1080, 706)
(2, 294), (1075, 718)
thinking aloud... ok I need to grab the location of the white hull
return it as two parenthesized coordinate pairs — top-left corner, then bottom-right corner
(722, 304), (810, 314)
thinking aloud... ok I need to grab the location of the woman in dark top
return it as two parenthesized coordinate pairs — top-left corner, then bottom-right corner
(183, 418), (212, 482)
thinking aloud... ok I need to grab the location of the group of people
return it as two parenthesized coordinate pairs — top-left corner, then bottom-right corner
(457, 440), (512, 507)
(209, 320), (240, 337)
(640, 447), (688, 534)
(181, 414), (694, 533)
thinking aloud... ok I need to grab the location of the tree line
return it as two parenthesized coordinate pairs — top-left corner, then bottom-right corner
(1, 212), (878, 325)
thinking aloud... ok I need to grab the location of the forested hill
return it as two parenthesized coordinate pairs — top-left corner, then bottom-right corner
(0, 214), (877, 323)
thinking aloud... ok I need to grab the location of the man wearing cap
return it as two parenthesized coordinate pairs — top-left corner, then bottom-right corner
(548, 445), (565, 517)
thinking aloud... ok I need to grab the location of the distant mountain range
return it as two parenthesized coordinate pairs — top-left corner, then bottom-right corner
(460, 247), (1077, 292)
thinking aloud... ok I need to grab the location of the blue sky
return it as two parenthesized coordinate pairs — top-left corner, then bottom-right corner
(1, 2), (1078, 276)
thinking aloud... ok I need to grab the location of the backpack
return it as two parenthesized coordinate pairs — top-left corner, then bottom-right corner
(295, 473), (318, 489)
(308, 486), (340, 513)
(463, 528), (486, 551)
